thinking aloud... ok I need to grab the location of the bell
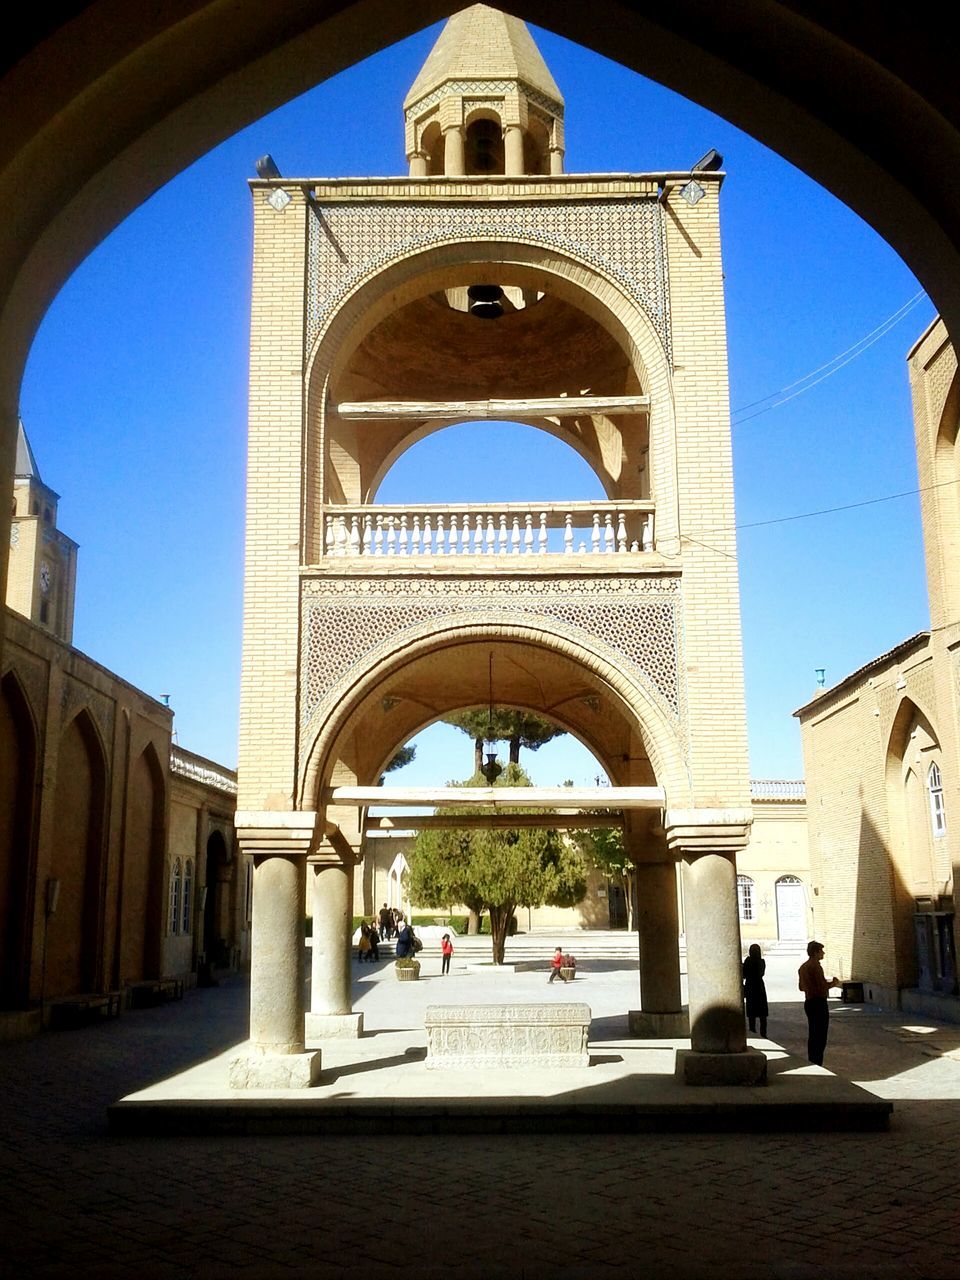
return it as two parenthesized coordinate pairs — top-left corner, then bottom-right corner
(468, 284), (504, 319)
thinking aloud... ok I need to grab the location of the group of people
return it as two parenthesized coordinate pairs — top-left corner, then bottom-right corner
(377, 903), (404, 940)
(743, 939), (842, 1066)
(357, 919), (382, 962)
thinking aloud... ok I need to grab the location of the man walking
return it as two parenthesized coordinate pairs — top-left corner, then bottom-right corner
(798, 940), (841, 1065)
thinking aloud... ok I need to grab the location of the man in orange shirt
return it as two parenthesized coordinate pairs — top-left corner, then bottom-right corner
(798, 940), (841, 1066)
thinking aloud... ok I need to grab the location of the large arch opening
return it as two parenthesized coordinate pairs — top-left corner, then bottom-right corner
(0, 672), (38, 1006)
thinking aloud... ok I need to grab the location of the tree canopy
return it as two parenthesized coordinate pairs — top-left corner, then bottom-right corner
(443, 707), (565, 773)
(406, 763), (587, 962)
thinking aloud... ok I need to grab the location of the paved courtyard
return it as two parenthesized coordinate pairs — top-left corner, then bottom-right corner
(2, 938), (959, 1279)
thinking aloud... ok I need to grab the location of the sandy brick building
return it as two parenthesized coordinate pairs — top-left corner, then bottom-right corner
(797, 317), (959, 1018)
(236, 5), (764, 1086)
(1, 425), (242, 1037)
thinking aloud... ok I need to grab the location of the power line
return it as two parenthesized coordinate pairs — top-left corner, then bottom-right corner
(731, 290), (926, 426)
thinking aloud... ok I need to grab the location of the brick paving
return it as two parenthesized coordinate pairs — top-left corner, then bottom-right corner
(2, 951), (959, 1280)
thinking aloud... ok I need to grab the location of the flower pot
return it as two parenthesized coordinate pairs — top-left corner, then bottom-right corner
(396, 963), (420, 981)
(560, 967), (576, 981)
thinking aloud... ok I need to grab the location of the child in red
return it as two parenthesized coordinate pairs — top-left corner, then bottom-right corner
(441, 932), (453, 976)
(548, 946), (567, 983)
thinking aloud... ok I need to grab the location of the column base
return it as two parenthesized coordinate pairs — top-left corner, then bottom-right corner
(676, 1047), (767, 1087)
(628, 1009), (689, 1037)
(305, 1011), (363, 1041)
(228, 1050), (322, 1090)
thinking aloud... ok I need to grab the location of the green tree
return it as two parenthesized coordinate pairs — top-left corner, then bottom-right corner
(444, 707), (565, 772)
(568, 818), (635, 929)
(406, 763), (587, 963)
(381, 744), (416, 782)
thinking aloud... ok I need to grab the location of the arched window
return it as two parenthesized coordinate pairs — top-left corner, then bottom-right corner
(169, 858), (182, 935)
(737, 874), (754, 922)
(928, 762), (947, 837)
(181, 857), (194, 934)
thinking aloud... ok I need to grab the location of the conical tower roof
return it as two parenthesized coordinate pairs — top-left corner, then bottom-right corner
(15, 418), (41, 481)
(405, 5), (563, 112)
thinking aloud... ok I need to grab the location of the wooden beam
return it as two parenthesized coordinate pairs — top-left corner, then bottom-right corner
(328, 785), (664, 809)
(366, 812), (626, 831)
(335, 395), (650, 422)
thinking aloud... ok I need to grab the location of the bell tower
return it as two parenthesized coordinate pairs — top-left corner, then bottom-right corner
(6, 420), (78, 643)
(404, 3), (564, 177)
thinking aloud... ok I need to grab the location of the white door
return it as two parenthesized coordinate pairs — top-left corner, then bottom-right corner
(776, 877), (806, 940)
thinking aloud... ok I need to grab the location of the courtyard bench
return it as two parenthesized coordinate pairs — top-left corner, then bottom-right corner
(126, 976), (184, 1009)
(47, 990), (122, 1029)
(425, 1003), (591, 1069)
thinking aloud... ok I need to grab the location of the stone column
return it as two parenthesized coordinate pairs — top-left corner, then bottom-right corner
(628, 860), (687, 1036)
(443, 125), (465, 175)
(229, 812), (321, 1089)
(408, 151), (428, 178)
(549, 146), (564, 175)
(666, 810), (766, 1085)
(306, 856), (363, 1040)
(504, 125), (525, 175)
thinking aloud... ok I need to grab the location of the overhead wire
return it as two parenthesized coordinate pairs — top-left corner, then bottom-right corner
(731, 290), (926, 426)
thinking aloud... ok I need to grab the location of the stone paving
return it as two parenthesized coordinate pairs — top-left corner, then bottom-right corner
(2, 941), (960, 1279)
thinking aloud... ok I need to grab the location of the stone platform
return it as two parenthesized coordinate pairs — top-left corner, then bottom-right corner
(108, 1027), (890, 1135)
(424, 1002), (591, 1068)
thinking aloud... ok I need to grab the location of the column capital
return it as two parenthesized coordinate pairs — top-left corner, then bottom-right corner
(234, 810), (322, 857)
(663, 808), (752, 856)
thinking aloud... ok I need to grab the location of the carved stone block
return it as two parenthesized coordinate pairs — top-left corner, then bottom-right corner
(425, 1002), (591, 1069)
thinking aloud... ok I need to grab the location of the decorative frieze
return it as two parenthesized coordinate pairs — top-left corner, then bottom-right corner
(424, 1002), (591, 1069)
(306, 195), (671, 359)
(299, 573), (683, 746)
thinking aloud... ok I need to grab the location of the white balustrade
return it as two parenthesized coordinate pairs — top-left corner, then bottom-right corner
(322, 503), (656, 559)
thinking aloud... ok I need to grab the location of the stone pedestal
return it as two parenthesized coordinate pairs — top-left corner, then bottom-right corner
(628, 1009), (689, 1037)
(228, 1051), (323, 1089)
(305, 1011), (363, 1041)
(675, 1047), (767, 1086)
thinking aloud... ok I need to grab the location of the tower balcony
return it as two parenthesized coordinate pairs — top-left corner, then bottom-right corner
(321, 501), (655, 562)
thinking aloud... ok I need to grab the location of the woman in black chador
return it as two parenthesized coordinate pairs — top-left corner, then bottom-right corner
(742, 943), (769, 1038)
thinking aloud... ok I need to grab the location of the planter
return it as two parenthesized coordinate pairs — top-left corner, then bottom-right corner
(560, 967), (576, 982)
(396, 963), (421, 981)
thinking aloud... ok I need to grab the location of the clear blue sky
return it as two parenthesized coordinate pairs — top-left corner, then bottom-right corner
(18, 16), (935, 785)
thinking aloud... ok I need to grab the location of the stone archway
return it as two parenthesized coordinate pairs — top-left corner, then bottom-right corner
(0, 672), (39, 1007)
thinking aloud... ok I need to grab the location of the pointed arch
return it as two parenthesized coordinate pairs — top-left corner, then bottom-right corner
(120, 740), (166, 983)
(48, 708), (108, 996)
(0, 671), (39, 1006)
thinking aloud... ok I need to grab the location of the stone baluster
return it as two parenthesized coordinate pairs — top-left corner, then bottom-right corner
(539, 512), (548, 554)
(398, 514), (408, 557)
(411, 514), (421, 555)
(449, 513), (459, 555)
(604, 512), (615, 553)
(642, 513), (654, 552)
(473, 513), (484, 554)
(334, 517), (347, 556)
(591, 513), (601, 554)
(386, 516), (396, 556)
(362, 515), (373, 556)
(617, 512), (628, 553)
(486, 514), (496, 554)
(349, 516), (361, 555)
(564, 513), (573, 554)
(498, 514), (508, 555)
(324, 517), (335, 558)
(435, 513), (445, 555)
(462, 515), (472, 555)
(423, 515), (433, 555)
(373, 515), (384, 556)
(511, 515), (521, 554)
(524, 513), (534, 554)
